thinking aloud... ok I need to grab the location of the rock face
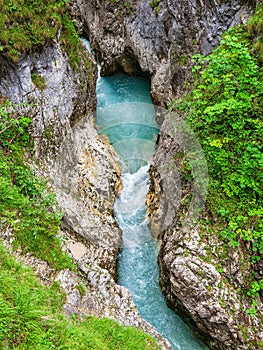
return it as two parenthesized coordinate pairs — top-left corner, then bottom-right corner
(0, 40), (95, 159)
(0, 38), (122, 276)
(148, 121), (263, 349)
(68, 0), (263, 349)
(0, 36), (171, 348)
(71, 0), (254, 103)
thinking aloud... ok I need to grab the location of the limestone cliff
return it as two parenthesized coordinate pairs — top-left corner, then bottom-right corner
(0, 34), (171, 349)
(68, 0), (263, 349)
(0, 39), (122, 275)
(71, 0), (254, 103)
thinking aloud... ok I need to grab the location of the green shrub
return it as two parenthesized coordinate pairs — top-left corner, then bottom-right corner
(170, 19), (263, 313)
(31, 73), (46, 90)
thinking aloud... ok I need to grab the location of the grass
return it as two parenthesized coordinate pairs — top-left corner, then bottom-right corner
(0, 0), (65, 61)
(0, 100), (72, 270)
(0, 0), (82, 68)
(0, 241), (160, 349)
(31, 73), (46, 90)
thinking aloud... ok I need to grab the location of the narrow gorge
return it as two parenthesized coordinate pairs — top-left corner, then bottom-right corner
(94, 60), (208, 347)
(0, 0), (263, 349)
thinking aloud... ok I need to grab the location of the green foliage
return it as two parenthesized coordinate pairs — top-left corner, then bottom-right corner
(149, 0), (161, 16)
(59, 11), (81, 70)
(0, 100), (71, 269)
(0, 0), (82, 69)
(0, 242), (160, 349)
(170, 23), (263, 313)
(247, 2), (263, 62)
(31, 73), (46, 90)
(104, 0), (134, 16)
(0, 0), (66, 61)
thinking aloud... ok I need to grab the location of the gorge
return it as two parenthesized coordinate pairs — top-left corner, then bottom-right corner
(0, 0), (263, 349)
(95, 65), (207, 348)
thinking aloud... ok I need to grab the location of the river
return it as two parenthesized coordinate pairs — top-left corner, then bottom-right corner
(95, 69), (207, 350)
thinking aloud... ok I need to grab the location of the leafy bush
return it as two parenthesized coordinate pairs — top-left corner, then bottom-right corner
(170, 23), (263, 312)
(31, 73), (46, 90)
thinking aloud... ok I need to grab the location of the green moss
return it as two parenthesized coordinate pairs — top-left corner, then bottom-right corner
(247, 2), (263, 62)
(149, 0), (161, 16)
(31, 73), (46, 90)
(76, 282), (86, 297)
(0, 0), (84, 70)
(0, 0), (65, 61)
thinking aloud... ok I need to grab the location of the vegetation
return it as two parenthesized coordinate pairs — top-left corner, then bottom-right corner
(0, 100), (72, 270)
(170, 4), (263, 315)
(149, 0), (161, 16)
(0, 241), (160, 349)
(247, 2), (263, 63)
(0, 1), (158, 349)
(31, 73), (46, 90)
(104, 0), (134, 16)
(0, 0), (80, 68)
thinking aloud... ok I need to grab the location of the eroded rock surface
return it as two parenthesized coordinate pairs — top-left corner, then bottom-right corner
(71, 0), (254, 103)
(147, 119), (263, 349)
(0, 38), (122, 276)
(0, 37), (171, 348)
(0, 39), (96, 159)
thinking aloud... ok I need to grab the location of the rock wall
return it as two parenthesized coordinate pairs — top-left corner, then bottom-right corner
(68, 0), (263, 349)
(0, 40), (94, 159)
(0, 37), (171, 349)
(71, 0), (254, 103)
(148, 118), (263, 349)
(0, 37), (122, 275)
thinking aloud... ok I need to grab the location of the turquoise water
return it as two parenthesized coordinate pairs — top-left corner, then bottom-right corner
(96, 71), (207, 350)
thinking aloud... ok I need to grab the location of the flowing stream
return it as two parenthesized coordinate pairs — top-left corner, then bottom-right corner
(83, 38), (207, 349)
